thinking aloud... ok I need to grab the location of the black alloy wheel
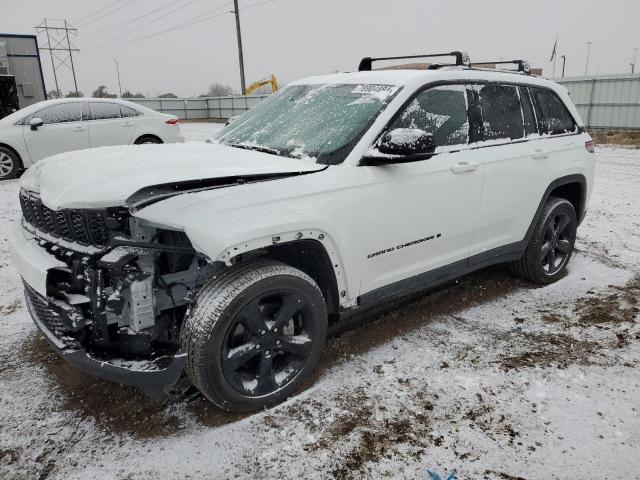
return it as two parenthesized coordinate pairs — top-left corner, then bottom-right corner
(541, 211), (573, 275)
(510, 196), (577, 285)
(183, 260), (327, 412)
(221, 290), (317, 397)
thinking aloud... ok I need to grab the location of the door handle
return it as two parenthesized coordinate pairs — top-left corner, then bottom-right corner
(121, 122), (134, 126)
(73, 126), (87, 132)
(451, 162), (478, 174)
(531, 149), (549, 160)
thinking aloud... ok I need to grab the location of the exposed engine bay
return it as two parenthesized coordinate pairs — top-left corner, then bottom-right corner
(21, 190), (221, 359)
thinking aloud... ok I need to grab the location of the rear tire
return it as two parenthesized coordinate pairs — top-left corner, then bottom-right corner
(0, 146), (22, 180)
(511, 196), (577, 285)
(134, 135), (163, 144)
(182, 260), (327, 412)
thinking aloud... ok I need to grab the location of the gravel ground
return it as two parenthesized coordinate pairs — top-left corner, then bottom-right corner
(0, 125), (638, 479)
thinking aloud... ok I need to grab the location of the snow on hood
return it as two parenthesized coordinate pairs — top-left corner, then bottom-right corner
(20, 143), (325, 210)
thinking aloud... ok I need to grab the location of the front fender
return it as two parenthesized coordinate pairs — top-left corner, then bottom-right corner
(133, 186), (357, 307)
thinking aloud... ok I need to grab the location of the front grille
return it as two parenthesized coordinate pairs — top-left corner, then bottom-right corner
(24, 284), (81, 349)
(20, 191), (110, 246)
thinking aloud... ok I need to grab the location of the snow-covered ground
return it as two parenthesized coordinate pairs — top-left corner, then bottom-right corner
(0, 126), (639, 479)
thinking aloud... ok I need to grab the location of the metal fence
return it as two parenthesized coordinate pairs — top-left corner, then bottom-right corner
(556, 73), (640, 131)
(128, 74), (640, 130)
(127, 95), (269, 120)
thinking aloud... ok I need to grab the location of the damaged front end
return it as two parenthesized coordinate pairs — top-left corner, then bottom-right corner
(17, 190), (221, 389)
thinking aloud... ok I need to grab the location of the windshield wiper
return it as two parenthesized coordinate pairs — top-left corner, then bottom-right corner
(227, 143), (281, 156)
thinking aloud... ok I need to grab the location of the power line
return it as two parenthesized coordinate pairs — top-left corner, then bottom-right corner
(85, 1), (233, 50)
(85, 0), (204, 47)
(74, 0), (126, 24)
(82, 0), (180, 36)
(77, 0), (136, 28)
(85, 0), (275, 50)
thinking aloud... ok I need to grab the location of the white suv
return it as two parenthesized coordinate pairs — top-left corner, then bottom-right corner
(10, 53), (595, 412)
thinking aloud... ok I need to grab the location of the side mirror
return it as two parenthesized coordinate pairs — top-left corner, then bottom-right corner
(378, 128), (435, 156)
(30, 118), (44, 131)
(225, 115), (239, 126)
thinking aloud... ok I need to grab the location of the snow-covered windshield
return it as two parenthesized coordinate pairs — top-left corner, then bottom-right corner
(214, 83), (400, 165)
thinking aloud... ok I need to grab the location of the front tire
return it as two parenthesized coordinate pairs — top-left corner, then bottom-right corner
(511, 196), (577, 285)
(0, 146), (22, 180)
(183, 260), (327, 412)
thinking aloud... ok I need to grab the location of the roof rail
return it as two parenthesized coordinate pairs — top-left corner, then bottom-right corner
(469, 60), (531, 74)
(358, 51), (470, 71)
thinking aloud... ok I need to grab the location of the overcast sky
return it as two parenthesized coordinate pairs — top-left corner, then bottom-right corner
(1, 0), (639, 97)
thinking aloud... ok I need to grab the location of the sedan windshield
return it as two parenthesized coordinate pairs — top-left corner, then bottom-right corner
(214, 83), (400, 165)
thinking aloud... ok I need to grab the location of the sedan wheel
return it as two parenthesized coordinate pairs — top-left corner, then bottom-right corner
(0, 148), (21, 180)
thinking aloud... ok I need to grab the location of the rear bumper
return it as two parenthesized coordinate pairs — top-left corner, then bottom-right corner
(24, 283), (186, 387)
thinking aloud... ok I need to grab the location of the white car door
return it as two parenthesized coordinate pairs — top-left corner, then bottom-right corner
(356, 85), (484, 296)
(469, 84), (583, 258)
(87, 102), (136, 147)
(22, 103), (90, 162)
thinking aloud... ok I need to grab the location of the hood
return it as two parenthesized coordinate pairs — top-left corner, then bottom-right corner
(20, 143), (325, 210)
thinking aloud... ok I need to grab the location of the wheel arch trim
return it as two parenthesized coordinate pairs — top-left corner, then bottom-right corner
(215, 229), (354, 308)
(524, 173), (587, 243)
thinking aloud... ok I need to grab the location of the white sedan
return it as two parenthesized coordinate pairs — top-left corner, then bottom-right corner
(0, 98), (184, 180)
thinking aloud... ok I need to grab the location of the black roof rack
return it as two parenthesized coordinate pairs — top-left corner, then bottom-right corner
(358, 51), (469, 71)
(469, 60), (531, 74)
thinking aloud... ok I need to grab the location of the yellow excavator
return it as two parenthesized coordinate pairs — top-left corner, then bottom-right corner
(245, 75), (279, 95)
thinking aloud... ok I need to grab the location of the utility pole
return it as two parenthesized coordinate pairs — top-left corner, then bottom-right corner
(43, 19), (60, 96)
(233, 0), (247, 95)
(113, 58), (122, 97)
(561, 55), (566, 78)
(36, 19), (80, 97)
(584, 41), (592, 75)
(64, 20), (79, 95)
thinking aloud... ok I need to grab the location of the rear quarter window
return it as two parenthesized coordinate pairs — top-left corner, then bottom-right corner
(120, 105), (141, 117)
(530, 87), (577, 135)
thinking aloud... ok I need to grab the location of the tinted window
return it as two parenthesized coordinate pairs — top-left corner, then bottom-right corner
(520, 87), (538, 136)
(391, 85), (469, 147)
(36, 104), (82, 124)
(89, 103), (121, 120)
(478, 84), (524, 141)
(531, 87), (577, 135)
(120, 105), (141, 117)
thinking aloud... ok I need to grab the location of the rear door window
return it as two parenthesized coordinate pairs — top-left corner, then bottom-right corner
(120, 105), (141, 117)
(477, 84), (524, 141)
(89, 102), (121, 120)
(390, 85), (469, 149)
(36, 103), (82, 124)
(530, 87), (577, 135)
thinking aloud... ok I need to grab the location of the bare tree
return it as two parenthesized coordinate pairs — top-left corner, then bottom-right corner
(65, 90), (83, 98)
(158, 92), (178, 98)
(122, 90), (145, 98)
(92, 85), (117, 98)
(206, 83), (235, 97)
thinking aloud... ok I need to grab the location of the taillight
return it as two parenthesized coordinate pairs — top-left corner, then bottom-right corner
(585, 140), (595, 153)
(165, 118), (179, 125)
